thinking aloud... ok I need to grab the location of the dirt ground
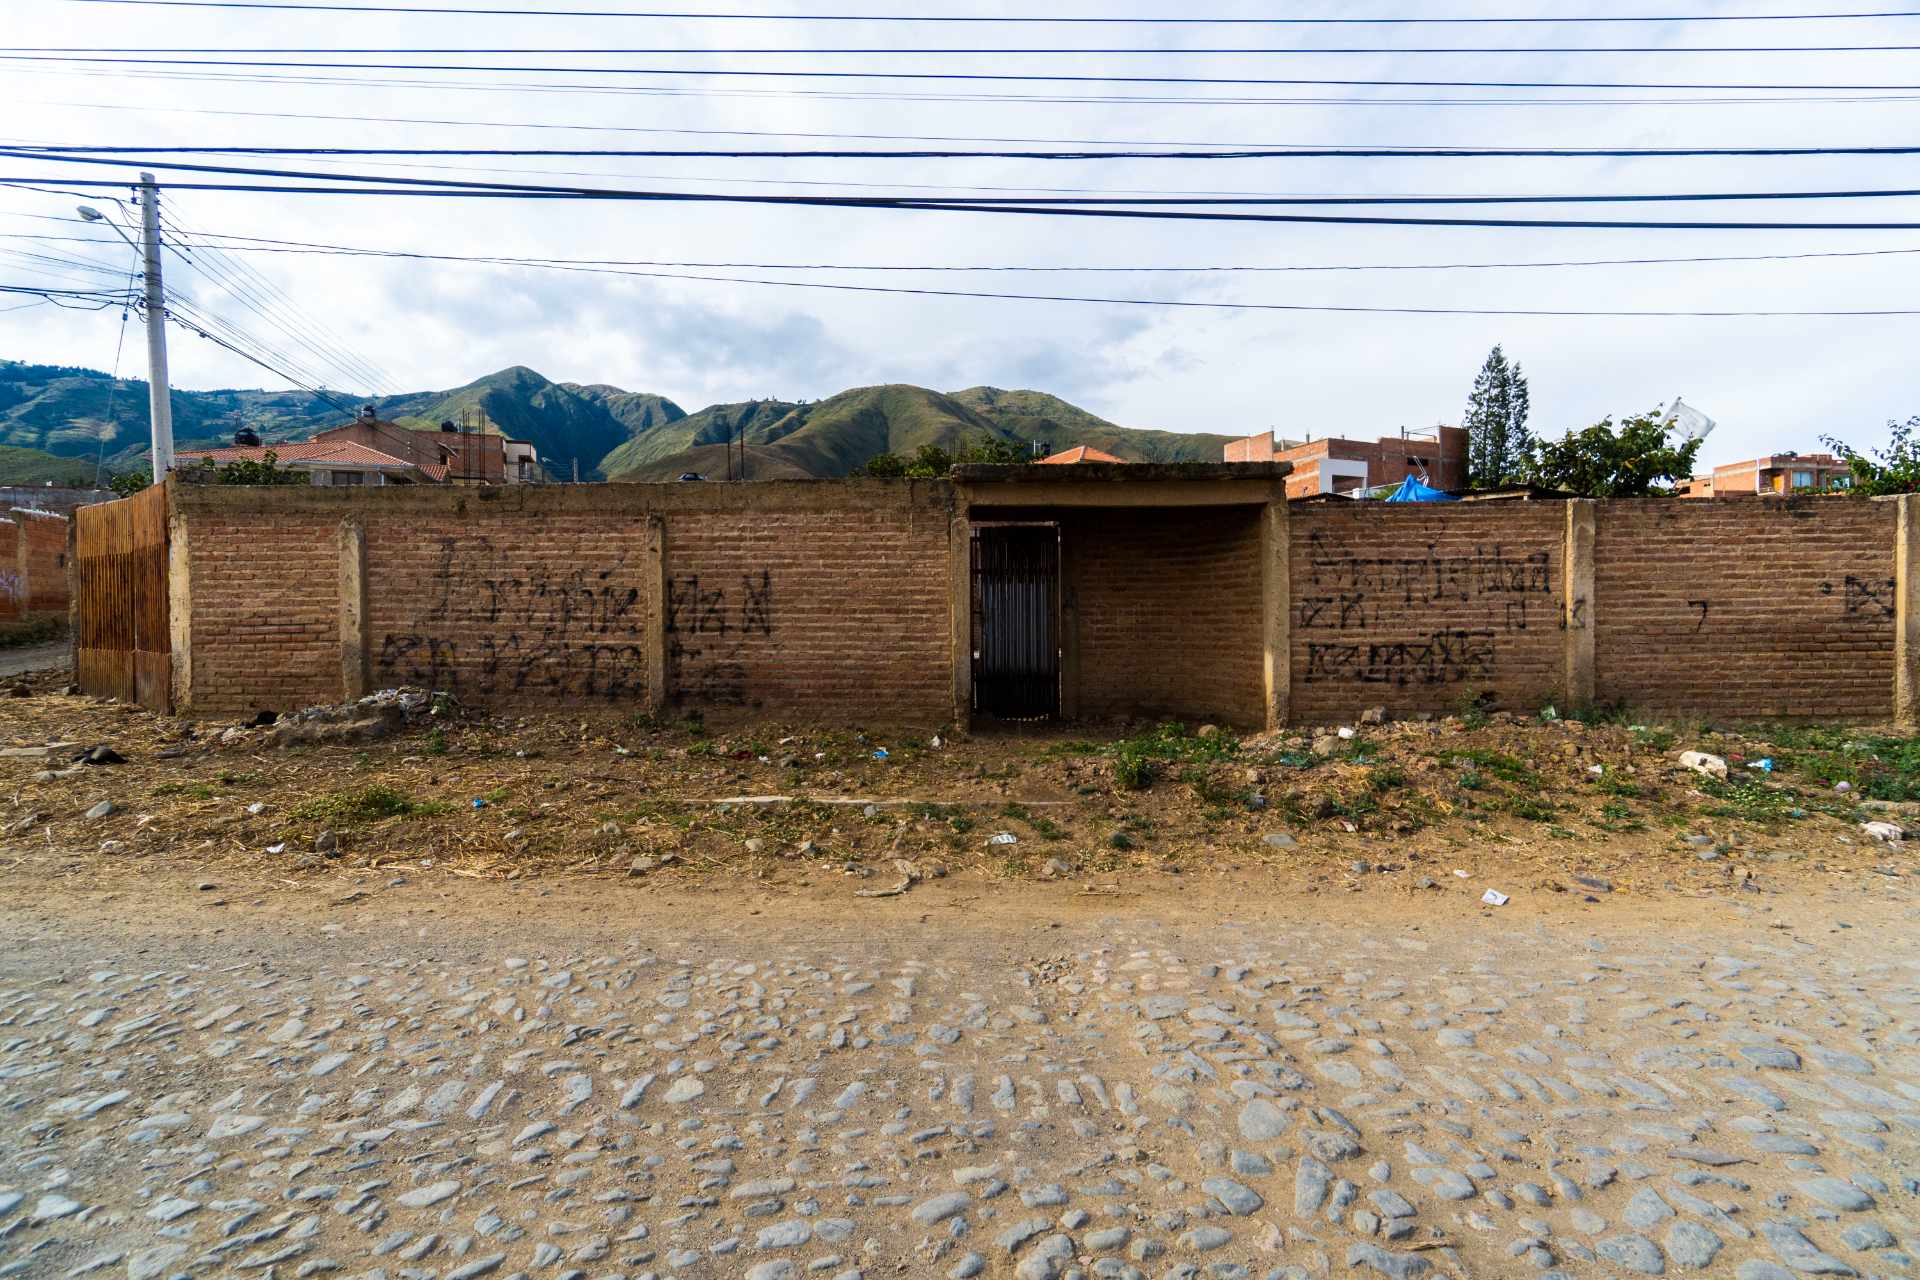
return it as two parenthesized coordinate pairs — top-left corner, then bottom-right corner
(2, 651), (1916, 919)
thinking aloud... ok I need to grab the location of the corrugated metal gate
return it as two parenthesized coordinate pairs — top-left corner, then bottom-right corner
(971, 522), (1060, 720)
(74, 483), (170, 712)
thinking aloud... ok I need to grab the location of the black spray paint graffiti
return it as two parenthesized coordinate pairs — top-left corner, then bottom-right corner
(1304, 629), (1497, 687)
(1297, 532), (1552, 684)
(664, 570), (775, 707)
(1840, 574), (1896, 620)
(375, 534), (652, 700)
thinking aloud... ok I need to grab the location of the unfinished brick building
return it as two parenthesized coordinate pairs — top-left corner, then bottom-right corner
(71, 464), (1920, 727)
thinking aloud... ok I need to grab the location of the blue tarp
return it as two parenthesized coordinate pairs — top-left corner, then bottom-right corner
(1382, 475), (1458, 503)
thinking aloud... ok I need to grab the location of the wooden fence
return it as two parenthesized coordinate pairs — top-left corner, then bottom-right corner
(74, 483), (170, 711)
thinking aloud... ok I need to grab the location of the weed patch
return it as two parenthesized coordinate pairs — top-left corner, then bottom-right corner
(290, 785), (447, 824)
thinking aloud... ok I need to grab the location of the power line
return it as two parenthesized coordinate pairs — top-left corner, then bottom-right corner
(27, 142), (1920, 160)
(14, 171), (1920, 229)
(26, 97), (1920, 151)
(53, 0), (1920, 23)
(0, 281), (136, 309)
(164, 295), (364, 415)
(14, 219), (1920, 274)
(25, 64), (1920, 107)
(17, 151), (1920, 208)
(22, 42), (1920, 53)
(10, 56), (1920, 91)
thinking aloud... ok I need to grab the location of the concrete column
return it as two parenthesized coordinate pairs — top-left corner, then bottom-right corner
(1897, 495), (1920, 727)
(1261, 496), (1291, 730)
(338, 515), (369, 701)
(644, 514), (669, 713)
(1562, 499), (1597, 709)
(949, 504), (973, 729)
(166, 494), (192, 713)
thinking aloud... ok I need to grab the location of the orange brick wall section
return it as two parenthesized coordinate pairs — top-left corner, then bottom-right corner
(0, 519), (18, 623)
(1594, 499), (1894, 718)
(1064, 507), (1267, 726)
(18, 512), (69, 613)
(667, 508), (950, 717)
(187, 510), (340, 713)
(363, 512), (656, 705)
(1290, 502), (1565, 719)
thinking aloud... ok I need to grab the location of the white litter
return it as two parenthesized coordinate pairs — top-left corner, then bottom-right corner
(1678, 751), (1729, 779)
(1453, 869), (1470, 878)
(985, 832), (1018, 846)
(1587, 765), (1605, 776)
(1481, 889), (1510, 907)
(1337, 726), (1356, 740)
(1860, 820), (1905, 844)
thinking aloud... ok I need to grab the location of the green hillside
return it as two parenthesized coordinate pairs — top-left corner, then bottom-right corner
(0, 444), (103, 486)
(1, 358), (1234, 485)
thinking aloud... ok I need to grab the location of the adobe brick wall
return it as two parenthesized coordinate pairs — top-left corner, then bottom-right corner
(0, 519), (18, 622)
(1594, 499), (1895, 718)
(171, 480), (957, 721)
(667, 506), (950, 718)
(362, 510), (656, 706)
(184, 506), (340, 713)
(1063, 506), (1267, 726)
(1290, 502), (1565, 720)
(17, 511), (69, 613)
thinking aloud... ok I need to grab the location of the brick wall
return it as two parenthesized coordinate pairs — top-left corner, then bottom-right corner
(186, 508), (340, 713)
(1290, 502), (1565, 720)
(1594, 499), (1895, 718)
(0, 519), (17, 622)
(1063, 507), (1267, 726)
(16, 511), (68, 613)
(363, 510), (656, 706)
(667, 506), (950, 719)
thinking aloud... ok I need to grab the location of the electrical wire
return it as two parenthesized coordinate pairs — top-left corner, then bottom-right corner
(163, 290), (365, 410)
(24, 64), (1920, 107)
(92, 261), (139, 485)
(52, 0), (1920, 23)
(27, 141), (1920, 160)
(14, 172), (1920, 229)
(10, 56), (1920, 92)
(20, 97), (1920, 151)
(18, 150), (1920, 209)
(24, 41), (1920, 53)
(13, 218), (1920, 275)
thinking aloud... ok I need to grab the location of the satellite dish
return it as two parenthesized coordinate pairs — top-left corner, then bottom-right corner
(1664, 397), (1716, 442)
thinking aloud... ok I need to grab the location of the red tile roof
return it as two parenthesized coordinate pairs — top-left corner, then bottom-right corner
(1038, 445), (1126, 465)
(174, 441), (416, 469)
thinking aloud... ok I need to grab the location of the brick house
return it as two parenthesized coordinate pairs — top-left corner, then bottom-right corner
(174, 440), (436, 486)
(1038, 445), (1126, 465)
(312, 407), (541, 485)
(1225, 427), (1468, 499)
(1678, 452), (1853, 498)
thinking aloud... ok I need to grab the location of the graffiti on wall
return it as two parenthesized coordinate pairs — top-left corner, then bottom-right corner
(1297, 532), (1555, 685)
(374, 535), (650, 699)
(664, 570), (775, 706)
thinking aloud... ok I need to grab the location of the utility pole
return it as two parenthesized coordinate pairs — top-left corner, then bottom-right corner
(137, 173), (174, 479)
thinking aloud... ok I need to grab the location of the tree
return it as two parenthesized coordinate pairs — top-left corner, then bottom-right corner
(863, 436), (1032, 478)
(178, 450), (312, 486)
(1528, 410), (1702, 498)
(1820, 416), (1920, 495)
(107, 471), (150, 498)
(1463, 345), (1533, 489)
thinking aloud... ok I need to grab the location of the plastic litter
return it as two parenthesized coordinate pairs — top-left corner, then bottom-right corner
(930, 735), (944, 749)
(1861, 820), (1905, 843)
(1336, 726), (1356, 740)
(872, 749), (889, 761)
(1748, 757), (1774, 772)
(265, 843), (286, 855)
(1835, 780), (1853, 793)
(1481, 889), (1510, 906)
(472, 798), (486, 809)
(985, 832), (1018, 846)
(1587, 764), (1604, 776)
(1539, 705), (1559, 722)
(1678, 750), (1729, 779)
(1453, 869), (1469, 878)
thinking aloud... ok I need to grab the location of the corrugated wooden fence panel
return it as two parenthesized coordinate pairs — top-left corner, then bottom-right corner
(74, 483), (170, 712)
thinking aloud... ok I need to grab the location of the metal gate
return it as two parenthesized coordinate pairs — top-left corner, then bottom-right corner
(971, 523), (1060, 720)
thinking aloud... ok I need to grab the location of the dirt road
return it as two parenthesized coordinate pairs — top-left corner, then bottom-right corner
(0, 640), (65, 679)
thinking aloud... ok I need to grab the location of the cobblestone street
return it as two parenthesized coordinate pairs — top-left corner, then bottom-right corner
(0, 873), (1915, 1280)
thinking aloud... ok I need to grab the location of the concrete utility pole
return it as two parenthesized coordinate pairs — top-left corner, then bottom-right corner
(137, 173), (174, 479)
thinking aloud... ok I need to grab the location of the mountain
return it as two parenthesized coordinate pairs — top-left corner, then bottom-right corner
(0, 444), (103, 486)
(0, 359), (1233, 485)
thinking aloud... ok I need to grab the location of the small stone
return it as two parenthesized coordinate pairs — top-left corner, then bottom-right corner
(396, 1181), (459, 1208)
(314, 830), (339, 855)
(84, 800), (114, 820)
(1664, 1222), (1722, 1270)
(1596, 1233), (1666, 1275)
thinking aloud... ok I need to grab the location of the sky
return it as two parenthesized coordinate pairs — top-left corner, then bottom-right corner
(2, 0), (1920, 469)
